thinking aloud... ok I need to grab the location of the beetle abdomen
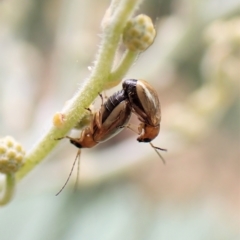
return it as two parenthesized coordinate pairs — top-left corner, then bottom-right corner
(102, 90), (126, 121)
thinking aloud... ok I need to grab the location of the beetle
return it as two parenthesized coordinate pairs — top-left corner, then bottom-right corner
(122, 79), (166, 163)
(56, 90), (131, 195)
(68, 90), (131, 147)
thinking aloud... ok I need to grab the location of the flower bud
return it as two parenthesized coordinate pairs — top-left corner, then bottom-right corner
(123, 14), (156, 52)
(0, 136), (25, 174)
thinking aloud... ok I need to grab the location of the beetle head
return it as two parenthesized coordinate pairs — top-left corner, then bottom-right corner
(70, 133), (97, 149)
(70, 139), (83, 149)
(137, 124), (160, 142)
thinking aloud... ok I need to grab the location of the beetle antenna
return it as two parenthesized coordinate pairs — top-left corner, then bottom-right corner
(74, 149), (81, 192)
(149, 142), (167, 164)
(56, 149), (81, 196)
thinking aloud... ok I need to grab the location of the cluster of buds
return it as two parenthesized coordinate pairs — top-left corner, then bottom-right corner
(123, 14), (156, 52)
(0, 136), (25, 174)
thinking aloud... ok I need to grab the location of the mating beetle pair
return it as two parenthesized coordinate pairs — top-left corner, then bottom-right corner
(56, 79), (166, 195)
(63, 79), (166, 152)
(60, 89), (131, 149)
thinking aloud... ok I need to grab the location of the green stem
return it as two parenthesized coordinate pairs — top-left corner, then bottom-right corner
(16, 0), (143, 181)
(0, 174), (15, 206)
(106, 50), (139, 89)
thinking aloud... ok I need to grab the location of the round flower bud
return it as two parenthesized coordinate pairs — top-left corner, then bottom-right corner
(0, 136), (25, 174)
(123, 14), (156, 52)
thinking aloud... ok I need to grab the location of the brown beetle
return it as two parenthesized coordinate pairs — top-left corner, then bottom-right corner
(122, 79), (166, 162)
(67, 90), (131, 148)
(56, 90), (131, 195)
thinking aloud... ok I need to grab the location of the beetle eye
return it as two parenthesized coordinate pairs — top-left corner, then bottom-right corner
(137, 138), (151, 143)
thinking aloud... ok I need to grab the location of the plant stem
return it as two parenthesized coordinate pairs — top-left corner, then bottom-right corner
(0, 174), (15, 205)
(106, 50), (139, 89)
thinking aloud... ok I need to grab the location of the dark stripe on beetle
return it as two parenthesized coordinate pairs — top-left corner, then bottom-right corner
(122, 79), (145, 113)
(102, 90), (127, 122)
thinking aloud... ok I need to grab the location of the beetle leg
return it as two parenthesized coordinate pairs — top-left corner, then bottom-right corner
(138, 122), (145, 135)
(85, 107), (92, 113)
(98, 92), (104, 106)
(87, 114), (96, 135)
(94, 109), (102, 130)
(78, 128), (87, 142)
(82, 107), (96, 134)
(102, 91), (108, 100)
(120, 124), (139, 134)
(94, 93), (105, 130)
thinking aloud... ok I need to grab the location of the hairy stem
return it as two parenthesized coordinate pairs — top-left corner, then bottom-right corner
(106, 50), (139, 89)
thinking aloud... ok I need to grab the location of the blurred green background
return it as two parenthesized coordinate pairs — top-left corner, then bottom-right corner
(0, 0), (239, 239)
